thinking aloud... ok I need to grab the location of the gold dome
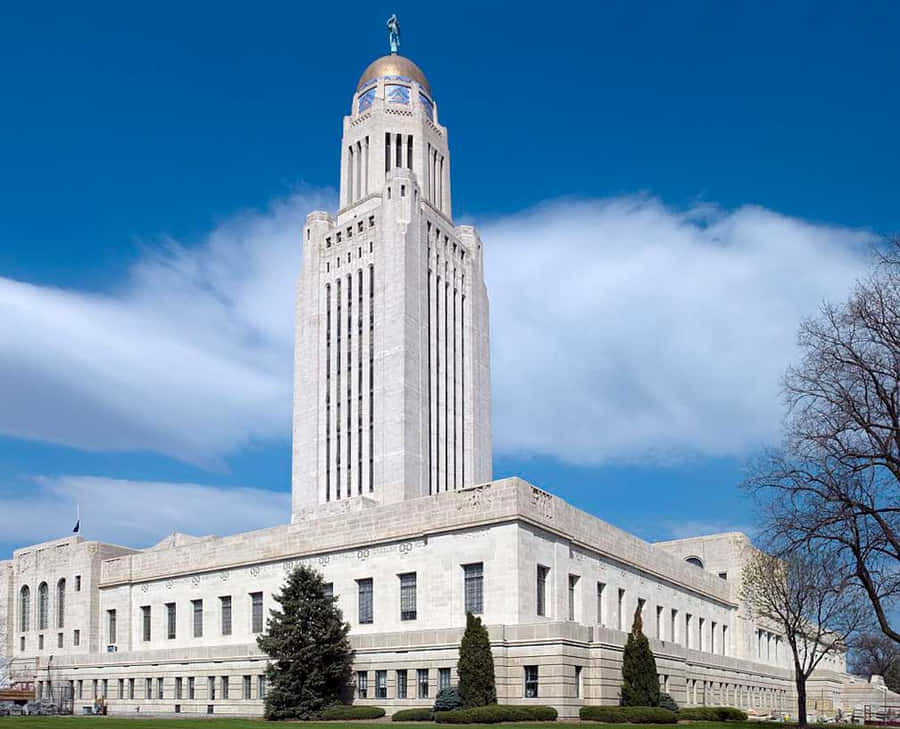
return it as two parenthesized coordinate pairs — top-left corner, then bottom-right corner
(356, 55), (431, 95)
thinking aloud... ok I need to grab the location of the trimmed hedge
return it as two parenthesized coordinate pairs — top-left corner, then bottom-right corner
(678, 706), (748, 721)
(392, 708), (435, 722)
(580, 706), (678, 723)
(318, 705), (387, 720)
(435, 704), (558, 723)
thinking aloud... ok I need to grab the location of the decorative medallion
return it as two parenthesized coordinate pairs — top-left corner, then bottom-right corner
(357, 548), (370, 562)
(385, 84), (410, 104)
(140, 584), (149, 593)
(318, 555), (330, 566)
(219, 571), (230, 581)
(165, 580), (174, 590)
(250, 565), (261, 577)
(191, 575), (201, 587)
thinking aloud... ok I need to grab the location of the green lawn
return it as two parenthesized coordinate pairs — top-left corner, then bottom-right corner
(0, 720), (779, 729)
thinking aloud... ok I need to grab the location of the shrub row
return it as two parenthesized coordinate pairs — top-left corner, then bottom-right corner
(580, 706), (677, 723)
(678, 706), (748, 721)
(318, 704), (387, 720)
(392, 707), (435, 721)
(434, 704), (558, 723)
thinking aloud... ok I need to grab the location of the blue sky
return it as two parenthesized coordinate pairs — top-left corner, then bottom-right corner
(0, 1), (897, 557)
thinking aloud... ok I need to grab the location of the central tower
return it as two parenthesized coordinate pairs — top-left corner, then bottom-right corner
(291, 43), (492, 519)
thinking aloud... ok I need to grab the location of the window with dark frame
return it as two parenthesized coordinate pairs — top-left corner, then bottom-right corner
(358, 578), (374, 624)
(524, 665), (539, 698)
(400, 573), (417, 621)
(463, 563), (483, 614)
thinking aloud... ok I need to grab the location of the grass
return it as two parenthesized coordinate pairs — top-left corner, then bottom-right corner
(0, 720), (781, 729)
(0, 722), (813, 729)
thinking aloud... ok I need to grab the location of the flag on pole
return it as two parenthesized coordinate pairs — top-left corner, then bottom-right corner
(73, 504), (80, 533)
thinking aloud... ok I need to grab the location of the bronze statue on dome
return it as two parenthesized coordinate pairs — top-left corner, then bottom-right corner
(387, 14), (400, 55)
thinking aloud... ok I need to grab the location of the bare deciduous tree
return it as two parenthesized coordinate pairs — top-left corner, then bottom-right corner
(745, 237), (900, 643)
(850, 632), (900, 691)
(741, 547), (869, 727)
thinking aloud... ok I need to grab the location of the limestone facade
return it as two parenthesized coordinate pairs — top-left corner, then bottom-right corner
(0, 47), (872, 720)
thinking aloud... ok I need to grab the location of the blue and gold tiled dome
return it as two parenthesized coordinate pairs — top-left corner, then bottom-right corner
(356, 55), (430, 94)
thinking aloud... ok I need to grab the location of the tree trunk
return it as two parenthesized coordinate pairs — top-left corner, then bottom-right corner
(796, 672), (808, 728)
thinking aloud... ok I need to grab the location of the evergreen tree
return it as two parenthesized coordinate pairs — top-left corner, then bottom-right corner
(257, 565), (354, 720)
(457, 612), (497, 707)
(620, 606), (661, 707)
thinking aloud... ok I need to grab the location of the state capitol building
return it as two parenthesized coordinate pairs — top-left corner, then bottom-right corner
(0, 30), (884, 719)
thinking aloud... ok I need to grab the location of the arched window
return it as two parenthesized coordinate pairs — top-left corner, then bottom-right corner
(685, 556), (704, 569)
(57, 578), (66, 629)
(19, 585), (30, 632)
(38, 582), (49, 630)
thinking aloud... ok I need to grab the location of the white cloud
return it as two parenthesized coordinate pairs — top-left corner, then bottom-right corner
(0, 191), (875, 467)
(482, 197), (875, 463)
(0, 476), (288, 549)
(0, 189), (332, 466)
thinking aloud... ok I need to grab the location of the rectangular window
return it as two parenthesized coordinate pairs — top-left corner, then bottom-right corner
(101, 678), (108, 698)
(251, 592), (264, 633)
(73, 628), (80, 646)
(524, 665), (539, 698)
(165, 602), (176, 639)
(699, 617), (706, 651)
(175, 677), (183, 700)
(208, 676), (216, 700)
(671, 608), (679, 644)
(711, 620), (718, 653)
(38, 634), (43, 650)
(617, 589), (625, 630)
(376, 670), (387, 699)
(57, 632), (63, 648)
(568, 574), (579, 621)
(193, 599), (203, 638)
(657, 605), (664, 639)
(220, 596), (232, 635)
(397, 670), (408, 699)
(188, 677), (195, 699)
(107, 609), (117, 644)
(417, 669), (429, 699)
(243, 675), (251, 700)
(575, 666), (583, 699)
(157, 677), (164, 699)
(358, 578), (374, 624)
(221, 676), (229, 699)
(686, 614), (693, 649)
(439, 667), (451, 690)
(118, 678), (124, 699)
(142, 606), (151, 641)
(357, 671), (368, 699)
(536, 565), (549, 617)
(145, 678), (152, 699)
(400, 572), (417, 621)
(129, 678), (135, 699)
(258, 675), (266, 700)
(463, 563), (483, 614)
(75, 575), (81, 592)
(323, 583), (334, 600)
(92, 679), (97, 698)
(78, 680), (83, 699)
(722, 624), (728, 655)
(596, 582), (606, 625)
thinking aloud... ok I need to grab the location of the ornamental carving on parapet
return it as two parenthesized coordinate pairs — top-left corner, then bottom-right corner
(398, 542), (413, 555)
(318, 556), (330, 566)
(529, 487), (554, 520)
(191, 575), (201, 587)
(357, 548), (371, 562)
(457, 485), (494, 511)
(219, 570), (230, 581)
(250, 565), (261, 577)
(165, 580), (175, 590)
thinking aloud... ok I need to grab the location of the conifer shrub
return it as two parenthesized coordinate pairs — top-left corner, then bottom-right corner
(658, 692), (679, 712)
(256, 564), (354, 720)
(620, 606), (661, 707)
(434, 686), (464, 712)
(392, 707), (435, 721)
(457, 612), (497, 707)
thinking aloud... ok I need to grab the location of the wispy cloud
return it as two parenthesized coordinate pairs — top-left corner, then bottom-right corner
(483, 197), (874, 463)
(0, 476), (289, 550)
(0, 191), (875, 468)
